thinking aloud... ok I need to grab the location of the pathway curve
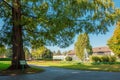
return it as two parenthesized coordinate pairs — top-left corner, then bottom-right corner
(0, 65), (120, 80)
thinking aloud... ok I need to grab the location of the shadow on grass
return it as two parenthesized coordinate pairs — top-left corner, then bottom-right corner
(0, 62), (44, 76)
(50, 62), (120, 72)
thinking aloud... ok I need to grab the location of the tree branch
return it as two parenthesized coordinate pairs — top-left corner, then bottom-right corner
(2, 0), (13, 9)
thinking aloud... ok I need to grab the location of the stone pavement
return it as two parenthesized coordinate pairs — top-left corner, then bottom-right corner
(0, 66), (120, 80)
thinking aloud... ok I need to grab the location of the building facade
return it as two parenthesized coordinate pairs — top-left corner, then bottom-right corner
(92, 46), (114, 56)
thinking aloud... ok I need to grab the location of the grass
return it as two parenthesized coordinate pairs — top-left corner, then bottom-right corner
(0, 61), (11, 70)
(28, 61), (120, 72)
(0, 61), (44, 76)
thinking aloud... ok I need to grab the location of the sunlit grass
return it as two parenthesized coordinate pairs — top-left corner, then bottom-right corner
(0, 61), (11, 70)
(28, 61), (120, 72)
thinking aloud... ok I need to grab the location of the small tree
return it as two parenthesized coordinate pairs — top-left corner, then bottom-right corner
(75, 33), (92, 61)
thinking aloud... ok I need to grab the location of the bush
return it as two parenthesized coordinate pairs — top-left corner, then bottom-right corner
(0, 58), (11, 61)
(109, 56), (117, 62)
(91, 55), (117, 63)
(65, 56), (72, 61)
(101, 56), (109, 62)
(91, 56), (101, 63)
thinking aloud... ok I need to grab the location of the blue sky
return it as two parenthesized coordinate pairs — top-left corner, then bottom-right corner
(48, 0), (119, 52)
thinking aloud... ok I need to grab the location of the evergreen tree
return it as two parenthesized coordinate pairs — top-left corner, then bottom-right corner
(56, 50), (61, 55)
(0, 0), (118, 70)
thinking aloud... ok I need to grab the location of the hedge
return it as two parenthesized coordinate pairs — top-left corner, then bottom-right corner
(91, 55), (117, 63)
(0, 58), (12, 61)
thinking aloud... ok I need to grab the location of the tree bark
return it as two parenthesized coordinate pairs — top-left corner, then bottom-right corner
(8, 0), (29, 70)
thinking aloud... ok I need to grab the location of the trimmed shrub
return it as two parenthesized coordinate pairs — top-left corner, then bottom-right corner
(0, 58), (11, 61)
(109, 56), (117, 62)
(91, 56), (101, 63)
(65, 56), (72, 61)
(91, 55), (117, 63)
(101, 56), (109, 62)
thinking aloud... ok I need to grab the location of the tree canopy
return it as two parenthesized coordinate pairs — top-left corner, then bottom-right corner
(0, 0), (117, 48)
(107, 22), (120, 57)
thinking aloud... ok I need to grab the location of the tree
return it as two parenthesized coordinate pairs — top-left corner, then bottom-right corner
(32, 46), (53, 60)
(24, 47), (31, 60)
(0, 0), (117, 70)
(86, 35), (93, 55)
(0, 44), (6, 58)
(107, 22), (120, 58)
(5, 48), (12, 58)
(41, 49), (53, 60)
(74, 33), (92, 60)
(56, 50), (61, 55)
(32, 46), (46, 59)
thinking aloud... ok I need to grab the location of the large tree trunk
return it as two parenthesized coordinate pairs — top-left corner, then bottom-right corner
(8, 0), (29, 70)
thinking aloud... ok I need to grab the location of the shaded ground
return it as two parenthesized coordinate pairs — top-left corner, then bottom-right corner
(0, 65), (120, 80)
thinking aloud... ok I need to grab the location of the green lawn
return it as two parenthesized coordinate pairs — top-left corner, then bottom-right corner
(0, 61), (44, 75)
(28, 61), (120, 72)
(0, 61), (11, 70)
(1, 61), (120, 72)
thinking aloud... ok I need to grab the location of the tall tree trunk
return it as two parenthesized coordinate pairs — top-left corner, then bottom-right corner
(8, 0), (29, 70)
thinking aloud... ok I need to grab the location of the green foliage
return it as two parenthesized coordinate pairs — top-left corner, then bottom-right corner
(42, 49), (53, 60)
(32, 46), (53, 60)
(101, 56), (110, 62)
(65, 56), (72, 61)
(0, 0), (118, 49)
(109, 56), (117, 62)
(0, 58), (12, 61)
(75, 33), (92, 60)
(91, 55), (117, 63)
(108, 22), (120, 57)
(32, 46), (47, 59)
(56, 50), (61, 55)
(0, 44), (7, 58)
(91, 56), (102, 63)
(24, 47), (32, 60)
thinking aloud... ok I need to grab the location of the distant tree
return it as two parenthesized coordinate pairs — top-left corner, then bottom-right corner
(52, 51), (56, 55)
(56, 50), (61, 55)
(42, 49), (53, 60)
(0, 44), (7, 58)
(108, 22), (120, 58)
(75, 33), (92, 60)
(32, 46), (46, 59)
(62, 51), (68, 55)
(32, 46), (53, 60)
(24, 47), (31, 60)
(6, 48), (12, 58)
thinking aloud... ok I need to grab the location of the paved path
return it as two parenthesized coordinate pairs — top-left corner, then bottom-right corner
(0, 65), (120, 80)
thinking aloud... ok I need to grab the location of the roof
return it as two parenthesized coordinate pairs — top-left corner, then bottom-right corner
(92, 46), (111, 53)
(67, 50), (75, 55)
